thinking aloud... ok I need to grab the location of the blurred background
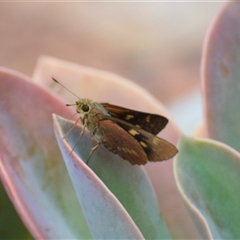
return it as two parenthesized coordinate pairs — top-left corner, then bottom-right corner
(0, 2), (224, 132)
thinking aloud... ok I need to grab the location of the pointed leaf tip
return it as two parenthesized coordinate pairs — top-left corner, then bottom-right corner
(53, 114), (170, 239)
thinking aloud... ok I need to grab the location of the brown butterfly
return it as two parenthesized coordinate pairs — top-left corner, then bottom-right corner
(53, 78), (178, 165)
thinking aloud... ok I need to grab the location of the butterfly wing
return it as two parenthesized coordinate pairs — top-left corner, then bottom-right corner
(98, 119), (148, 165)
(98, 117), (178, 164)
(101, 103), (168, 135)
(106, 118), (178, 162)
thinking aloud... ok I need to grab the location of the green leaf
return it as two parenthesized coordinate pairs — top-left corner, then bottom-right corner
(53, 114), (171, 240)
(175, 135), (240, 239)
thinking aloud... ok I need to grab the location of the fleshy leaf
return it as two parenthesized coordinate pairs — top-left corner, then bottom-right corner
(175, 135), (240, 239)
(33, 56), (200, 239)
(202, 1), (240, 151)
(0, 68), (90, 238)
(53, 114), (171, 239)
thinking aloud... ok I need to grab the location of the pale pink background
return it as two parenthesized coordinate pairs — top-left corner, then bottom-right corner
(0, 2), (223, 104)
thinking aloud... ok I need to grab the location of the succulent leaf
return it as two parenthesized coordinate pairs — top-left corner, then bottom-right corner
(53, 114), (171, 239)
(175, 135), (240, 239)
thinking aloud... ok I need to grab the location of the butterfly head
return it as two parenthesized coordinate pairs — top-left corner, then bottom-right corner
(75, 99), (93, 118)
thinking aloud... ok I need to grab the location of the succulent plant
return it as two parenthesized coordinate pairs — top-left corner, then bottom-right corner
(1, 2), (240, 239)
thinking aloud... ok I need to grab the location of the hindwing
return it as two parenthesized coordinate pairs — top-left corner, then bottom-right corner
(99, 117), (178, 163)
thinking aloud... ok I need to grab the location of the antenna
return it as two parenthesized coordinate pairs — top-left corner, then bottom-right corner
(66, 103), (76, 106)
(52, 77), (80, 99)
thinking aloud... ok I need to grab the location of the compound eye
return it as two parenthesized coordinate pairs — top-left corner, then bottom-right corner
(82, 104), (90, 112)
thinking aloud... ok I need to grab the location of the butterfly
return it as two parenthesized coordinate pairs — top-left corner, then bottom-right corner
(53, 78), (178, 165)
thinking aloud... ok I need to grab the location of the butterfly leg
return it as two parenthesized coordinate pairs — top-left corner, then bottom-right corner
(69, 123), (87, 154)
(63, 117), (82, 139)
(86, 138), (101, 165)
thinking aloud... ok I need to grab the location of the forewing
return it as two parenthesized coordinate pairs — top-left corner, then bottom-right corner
(98, 119), (148, 165)
(101, 103), (168, 135)
(114, 120), (178, 162)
